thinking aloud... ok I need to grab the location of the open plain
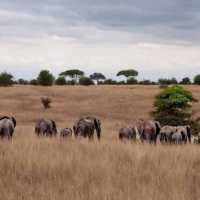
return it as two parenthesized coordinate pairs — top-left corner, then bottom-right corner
(0, 85), (200, 200)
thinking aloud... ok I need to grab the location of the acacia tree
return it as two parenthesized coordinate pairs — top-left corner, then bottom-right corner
(60, 69), (84, 84)
(90, 73), (106, 84)
(116, 69), (138, 83)
(179, 77), (191, 85)
(152, 85), (197, 126)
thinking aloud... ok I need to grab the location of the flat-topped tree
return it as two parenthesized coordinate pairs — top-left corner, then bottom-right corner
(90, 73), (106, 84)
(60, 69), (84, 84)
(117, 69), (138, 83)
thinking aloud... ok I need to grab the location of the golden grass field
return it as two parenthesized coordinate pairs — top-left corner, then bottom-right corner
(0, 85), (200, 200)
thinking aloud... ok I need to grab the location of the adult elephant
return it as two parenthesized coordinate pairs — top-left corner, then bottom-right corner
(0, 116), (16, 139)
(35, 119), (57, 137)
(175, 125), (191, 143)
(136, 119), (161, 144)
(119, 127), (138, 141)
(73, 116), (101, 140)
(159, 125), (177, 144)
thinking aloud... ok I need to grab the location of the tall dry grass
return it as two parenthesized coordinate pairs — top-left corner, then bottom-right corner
(0, 85), (200, 200)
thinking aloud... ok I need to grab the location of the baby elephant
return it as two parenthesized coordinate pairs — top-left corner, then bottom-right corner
(119, 127), (137, 141)
(171, 132), (183, 144)
(60, 128), (73, 138)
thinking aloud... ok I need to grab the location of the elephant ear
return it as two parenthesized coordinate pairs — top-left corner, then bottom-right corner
(11, 117), (17, 128)
(94, 118), (101, 140)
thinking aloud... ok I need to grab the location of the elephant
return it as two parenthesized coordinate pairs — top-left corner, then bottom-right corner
(193, 133), (200, 144)
(171, 132), (183, 144)
(119, 127), (137, 141)
(159, 125), (177, 144)
(35, 119), (57, 137)
(0, 116), (16, 139)
(175, 126), (191, 143)
(136, 119), (161, 144)
(60, 128), (73, 138)
(73, 116), (101, 140)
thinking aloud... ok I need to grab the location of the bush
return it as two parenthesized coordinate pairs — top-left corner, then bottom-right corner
(29, 79), (38, 85)
(55, 76), (67, 85)
(139, 80), (153, 85)
(37, 70), (54, 86)
(18, 79), (29, 85)
(126, 77), (138, 85)
(194, 74), (200, 85)
(79, 76), (94, 86)
(101, 79), (117, 85)
(158, 78), (178, 85)
(152, 85), (197, 126)
(0, 72), (14, 86)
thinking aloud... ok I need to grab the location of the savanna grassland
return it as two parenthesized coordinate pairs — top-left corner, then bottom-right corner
(0, 85), (200, 200)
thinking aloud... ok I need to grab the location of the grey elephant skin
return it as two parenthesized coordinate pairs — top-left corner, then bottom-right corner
(73, 116), (101, 140)
(0, 116), (16, 139)
(175, 126), (191, 143)
(35, 119), (57, 137)
(159, 125), (177, 144)
(119, 127), (137, 141)
(136, 120), (161, 144)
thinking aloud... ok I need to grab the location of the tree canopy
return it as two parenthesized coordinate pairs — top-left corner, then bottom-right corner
(116, 69), (138, 78)
(90, 73), (106, 81)
(179, 77), (191, 85)
(194, 74), (200, 85)
(60, 69), (84, 82)
(37, 70), (54, 86)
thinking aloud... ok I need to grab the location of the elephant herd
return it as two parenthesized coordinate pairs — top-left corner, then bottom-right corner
(0, 116), (101, 140)
(119, 119), (193, 144)
(0, 116), (199, 144)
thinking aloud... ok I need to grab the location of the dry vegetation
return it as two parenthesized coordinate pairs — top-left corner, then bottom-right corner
(0, 85), (200, 200)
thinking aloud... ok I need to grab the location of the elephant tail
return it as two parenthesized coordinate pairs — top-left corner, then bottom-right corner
(51, 120), (57, 134)
(155, 121), (161, 136)
(94, 118), (101, 140)
(186, 126), (191, 143)
(11, 117), (17, 128)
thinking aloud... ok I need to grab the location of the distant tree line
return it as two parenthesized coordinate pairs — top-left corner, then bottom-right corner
(0, 68), (200, 86)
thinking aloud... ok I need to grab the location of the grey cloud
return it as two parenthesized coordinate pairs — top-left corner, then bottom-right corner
(0, 0), (200, 44)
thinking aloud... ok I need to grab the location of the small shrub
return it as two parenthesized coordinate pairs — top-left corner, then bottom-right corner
(41, 97), (52, 110)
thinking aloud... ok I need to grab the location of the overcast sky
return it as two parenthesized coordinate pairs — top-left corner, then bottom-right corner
(0, 0), (200, 80)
